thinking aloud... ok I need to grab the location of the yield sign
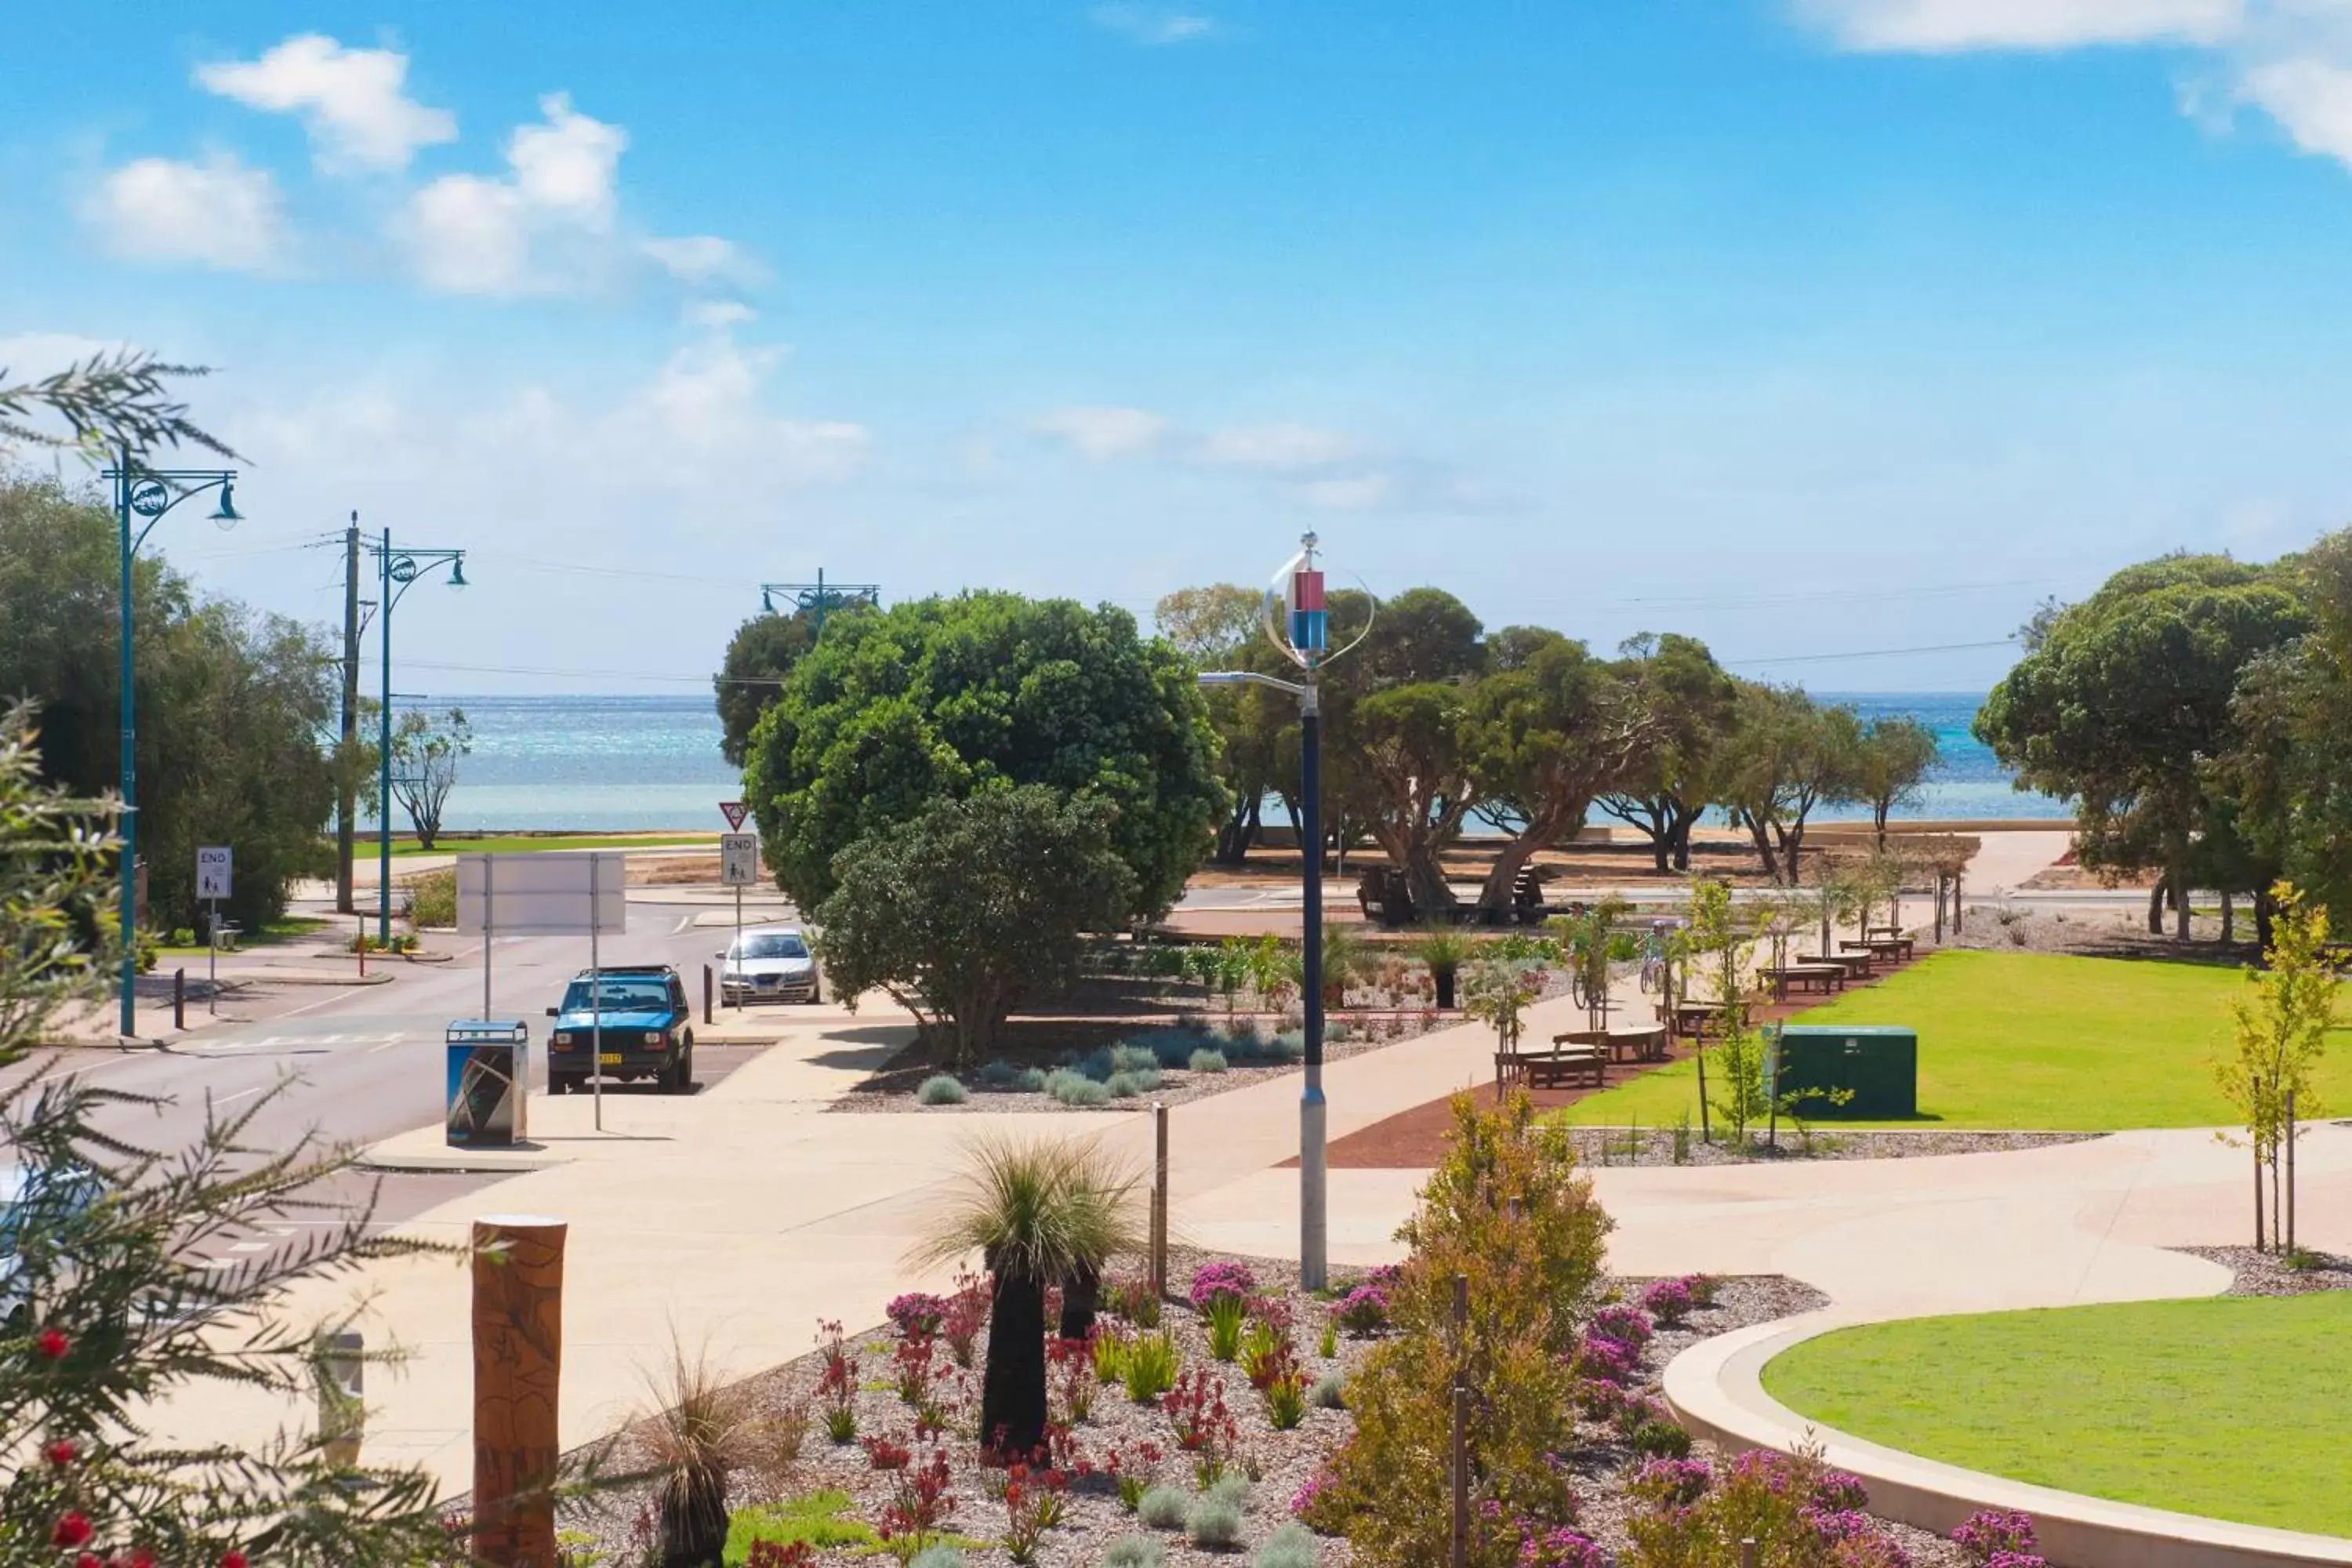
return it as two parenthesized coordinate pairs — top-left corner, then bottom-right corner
(719, 800), (749, 831)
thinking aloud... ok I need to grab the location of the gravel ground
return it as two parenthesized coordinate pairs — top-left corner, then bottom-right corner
(1566, 1126), (2099, 1167)
(547, 1253), (1965, 1567)
(2172, 1245), (2352, 1296)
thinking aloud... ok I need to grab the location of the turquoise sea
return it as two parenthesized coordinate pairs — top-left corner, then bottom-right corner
(423, 691), (2063, 833)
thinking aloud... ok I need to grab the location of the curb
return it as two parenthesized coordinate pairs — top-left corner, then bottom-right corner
(358, 1141), (571, 1175)
(1664, 1312), (2352, 1568)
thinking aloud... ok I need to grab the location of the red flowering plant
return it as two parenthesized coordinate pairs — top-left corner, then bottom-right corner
(998, 1459), (1071, 1565)
(876, 1443), (958, 1562)
(1161, 1367), (1241, 1486)
(940, 1269), (989, 1369)
(815, 1319), (860, 1443)
(1047, 1334), (1097, 1424)
(1104, 1438), (1164, 1512)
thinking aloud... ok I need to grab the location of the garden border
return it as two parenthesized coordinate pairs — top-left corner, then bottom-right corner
(1663, 1309), (2352, 1568)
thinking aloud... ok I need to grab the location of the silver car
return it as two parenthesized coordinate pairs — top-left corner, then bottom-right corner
(719, 924), (821, 1004)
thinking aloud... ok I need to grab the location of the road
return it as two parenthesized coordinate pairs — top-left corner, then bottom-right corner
(20, 887), (777, 1261)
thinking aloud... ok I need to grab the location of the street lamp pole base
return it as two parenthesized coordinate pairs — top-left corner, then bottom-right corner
(1300, 1080), (1327, 1292)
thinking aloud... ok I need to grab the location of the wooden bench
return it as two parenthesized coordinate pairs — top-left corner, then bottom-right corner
(1526, 1042), (1606, 1089)
(1761, 964), (1846, 1000)
(1669, 999), (1748, 1039)
(1816, 951), (1873, 980)
(1866, 935), (1916, 964)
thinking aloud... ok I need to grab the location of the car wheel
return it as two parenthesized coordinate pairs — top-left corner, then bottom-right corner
(666, 1052), (691, 1094)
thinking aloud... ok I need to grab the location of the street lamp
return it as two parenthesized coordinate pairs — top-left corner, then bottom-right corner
(365, 532), (467, 943)
(103, 452), (240, 1035)
(1193, 532), (1363, 1291)
(758, 568), (880, 637)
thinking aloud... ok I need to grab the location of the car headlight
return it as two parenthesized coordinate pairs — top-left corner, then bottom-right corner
(553, 1031), (574, 1046)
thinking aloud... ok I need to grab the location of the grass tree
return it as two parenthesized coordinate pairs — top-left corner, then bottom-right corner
(914, 1135), (1142, 1460)
(2216, 880), (2338, 1252)
(638, 1340), (802, 1568)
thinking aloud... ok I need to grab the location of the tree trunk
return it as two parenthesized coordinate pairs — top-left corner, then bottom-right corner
(2220, 891), (2234, 946)
(2172, 858), (2192, 942)
(980, 1266), (1049, 1461)
(1873, 800), (1890, 852)
(659, 1466), (728, 1568)
(1741, 811), (1780, 884)
(1058, 1263), (1100, 1342)
(2253, 1143), (2266, 1251)
(1213, 795), (1260, 866)
(2147, 880), (2166, 936)
(2256, 885), (2276, 953)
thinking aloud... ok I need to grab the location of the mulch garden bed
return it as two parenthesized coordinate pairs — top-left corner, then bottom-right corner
(2172, 1245), (2352, 1297)
(548, 1247), (1970, 1567)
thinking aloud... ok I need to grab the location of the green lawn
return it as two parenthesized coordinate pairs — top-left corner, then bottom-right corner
(156, 915), (331, 956)
(1559, 948), (2352, 1131)
(1762, 1295), (2352, 1537)
(383, 833), (713, 857)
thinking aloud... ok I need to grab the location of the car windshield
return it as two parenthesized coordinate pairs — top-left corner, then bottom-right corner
(734, 934), (808, 960)
(561, 977), (672, 1012)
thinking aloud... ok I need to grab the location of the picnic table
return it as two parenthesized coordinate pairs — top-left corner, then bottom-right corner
(1760, 963), (1847, 1001)
(1867, 935), (1916, 964)
(1496, 1037), (1606, 1093)
(1817, 950), (1874, 980)
(1668, 999), (1747, 1039)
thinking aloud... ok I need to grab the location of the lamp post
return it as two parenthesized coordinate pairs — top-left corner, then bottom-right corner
(365, 532), (468, 943)
(758, 568), (880, 637)
(103, 452), (240, 1035)
(1194, 532), (1358, 1291)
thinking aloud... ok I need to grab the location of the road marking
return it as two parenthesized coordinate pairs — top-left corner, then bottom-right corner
(228, 1240), (270, 1253)
(213, 1087), (264, 1105)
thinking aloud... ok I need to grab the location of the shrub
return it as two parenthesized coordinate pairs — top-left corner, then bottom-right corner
(916, 1073), (969, 1105)
(1951, 1510), (2042, 1565)
(1105, 1272), (1163, 1327)
(1138, 1485), (1191, 1530)
(1629, 1420), (1692, 1460)
(1626, 1449), (1911, 1568)
(1269, 1029), (1308, 1062)
(1323, 1092), (1610, 1566)
(907, 1549), (967, 1568)
(1576, 1331), (1639, 1385)
(976, 1059), (1024, 1089)
(1255, 1521), (1319, 1568)
(1103, 1537), (1166, 1568)
(1641, 1276), (1696, 1328)
(408, 867), (457, 927)
(1685, 1272), (1720, 1307)
(1205, 1294), (1248, 1360)
(1189, 1047), (1230, 1073)
(1123, 1330), (1182, 1402)
(1189, 1261), (1258, 1311)
(887, 1292), (950, 1338)
(1203, 1472), (1251, 1511)
(1047, 1069), (1112, 1108)
(723, 1490), (880, 1561)
(1015, 1065), (1050, 1092)
(1316, 1317), (1338, 1358)
(1308, 1371), (1345, 1409)
(1590, 1303), (1653, 1350)
(1264, 1368), (1306, 1430)
(1187, 1497), (1246, 1552)
(1105, 1067), (1164, 1099)
(1334, 1283), (1388, 1335)
(1110, 1041), (1163, 1074)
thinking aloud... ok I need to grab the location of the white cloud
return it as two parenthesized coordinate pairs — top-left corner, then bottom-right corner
(400, 94), (642, 295)
(1034, 405), (1174, 460)
(85, 154), (287, 272)
(1798, 0), (2245, 51)
(2240, 54), (2352, 160)
(631, 334), (873, 479)
(1090, 3), (1218, 45)
(644, 235), (767, 287)
(196, 34), (456, 172)
(684, 299), (757, 329)
(1196, 422), (1360, 472)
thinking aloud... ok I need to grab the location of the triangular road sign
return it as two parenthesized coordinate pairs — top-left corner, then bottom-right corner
(719, 800), (749, 831)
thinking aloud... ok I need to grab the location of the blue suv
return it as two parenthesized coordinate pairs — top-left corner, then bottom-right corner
(544, 964), (696, 1094)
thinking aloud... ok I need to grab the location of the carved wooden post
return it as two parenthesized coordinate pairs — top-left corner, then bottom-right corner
(473, 1215), (567, 1568)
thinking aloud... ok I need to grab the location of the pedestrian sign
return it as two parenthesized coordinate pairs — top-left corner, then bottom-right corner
(196, 846), (234, 901)
(720, 833), (759, 887)
(719, 800), (749, 831)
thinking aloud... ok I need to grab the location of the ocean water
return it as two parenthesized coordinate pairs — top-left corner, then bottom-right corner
(421, 690), (2063, 833)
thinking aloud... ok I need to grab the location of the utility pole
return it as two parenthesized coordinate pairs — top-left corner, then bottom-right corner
(337, 514), (362, 913)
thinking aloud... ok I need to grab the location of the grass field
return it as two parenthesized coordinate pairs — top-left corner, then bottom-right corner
(384, 833), (713, 857)
(156, 915), (331, 956)
(1762, 1295), (2352, 1537)
(1559, 948), (2352, 1131)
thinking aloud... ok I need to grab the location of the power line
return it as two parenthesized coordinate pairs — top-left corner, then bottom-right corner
(1722, 636), (2020, 668)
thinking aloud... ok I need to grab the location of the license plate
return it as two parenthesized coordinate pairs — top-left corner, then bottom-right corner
(599, 1052), (622, 1065)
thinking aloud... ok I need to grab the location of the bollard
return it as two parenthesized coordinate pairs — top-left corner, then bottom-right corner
(318, 1329), (365, 1468)
(473, 1215), (567, 1568)
(1151, 1102), (1170, 1300)
(172, 968), (185, 1031)
(1741, 1542), (1759, 1568)
(358, 913), (367, 978)
(703, 964), (714, 1025)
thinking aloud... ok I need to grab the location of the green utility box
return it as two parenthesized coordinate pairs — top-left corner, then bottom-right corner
(1769, 1025), (1917, 1118)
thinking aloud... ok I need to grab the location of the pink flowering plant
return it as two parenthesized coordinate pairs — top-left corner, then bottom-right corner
(1187, 1260), (1258, 1312)
(1951, 1509), (2043, 1566)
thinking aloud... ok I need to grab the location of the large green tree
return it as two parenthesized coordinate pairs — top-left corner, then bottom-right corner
(1718, 684), (1861, 885)
(713, 608), (820, 767)
(1596, 633), (1740, 873)
(0, 476), (336, 934)
(1979, 554), (2308, 939)
(818, 786), (1136, 1061)
(742, 591), (1225, 920)
(1461, 636), (1651, 911)
(1852, 714), (1940, 848)
(1156, 583), (1286, 864)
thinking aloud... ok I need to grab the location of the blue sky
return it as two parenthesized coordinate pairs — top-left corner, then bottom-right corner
(8, 0), (2352, 693)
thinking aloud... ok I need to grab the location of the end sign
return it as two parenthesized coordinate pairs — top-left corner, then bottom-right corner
(720, 833), (760, 887)
(195, 846), (234, 901)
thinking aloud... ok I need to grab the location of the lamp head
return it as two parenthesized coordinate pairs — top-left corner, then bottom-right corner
(447, 558), (468, 590)
(209, 478), (241, 527)
(761, 587), (776, 615)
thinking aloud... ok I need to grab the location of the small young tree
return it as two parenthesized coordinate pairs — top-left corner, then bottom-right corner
(2216, 880), (2338, 1252)
(1686, 877), (1761, 1144)
(817, 786), (1137, 1064)
(1462, 957), (1544, 1058)
(387, 706), (472, 851)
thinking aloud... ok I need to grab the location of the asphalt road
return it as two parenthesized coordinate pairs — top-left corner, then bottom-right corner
(18, 888), (770, 1260)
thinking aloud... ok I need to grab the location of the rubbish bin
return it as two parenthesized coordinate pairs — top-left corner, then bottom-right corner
(1770, 1025), (1917, 1118)
(446, 1018), (530, 1146)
